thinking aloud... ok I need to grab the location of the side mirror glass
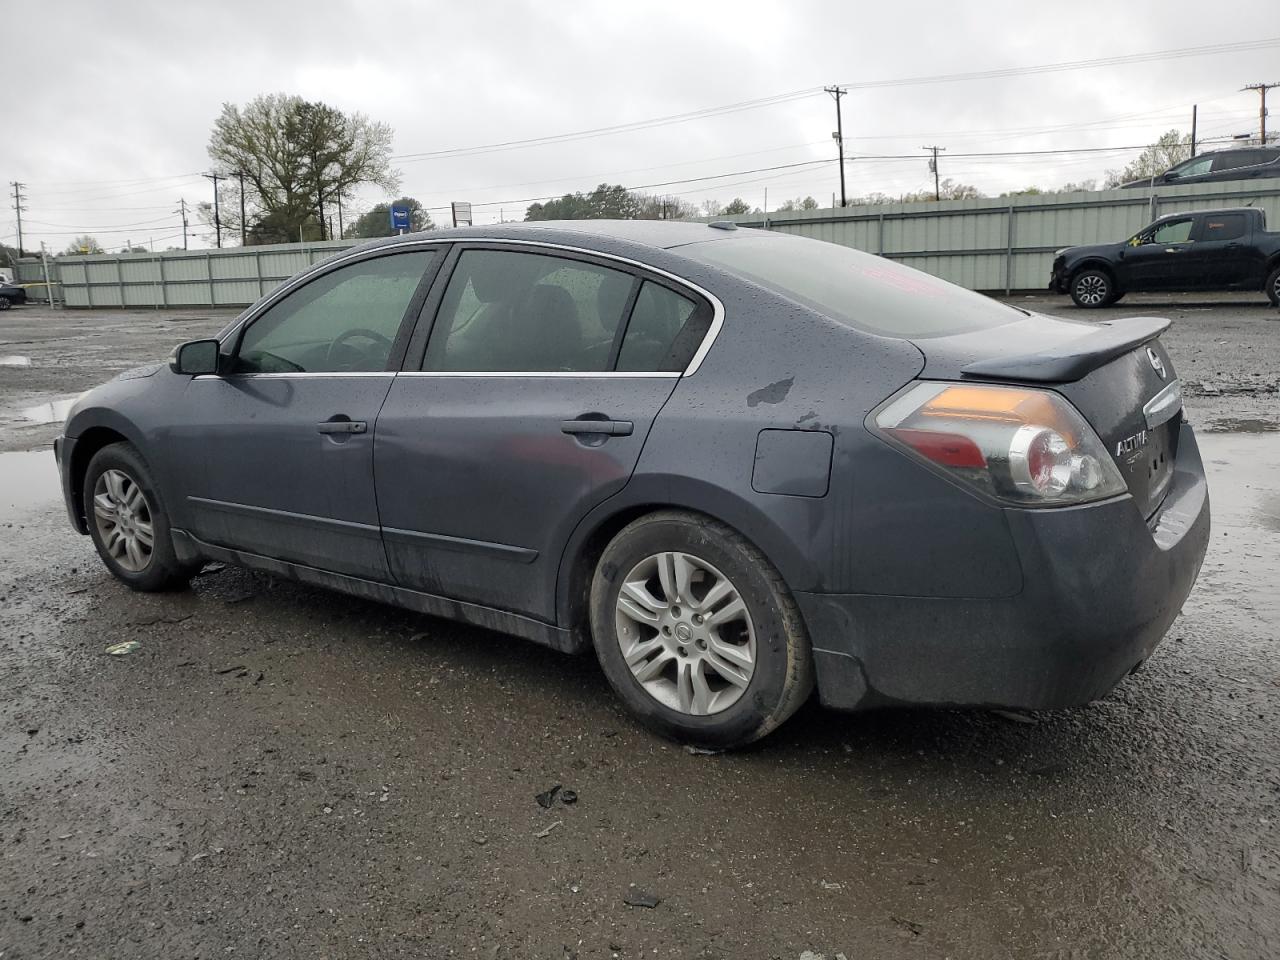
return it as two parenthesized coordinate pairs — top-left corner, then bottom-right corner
(170, 338), (221, 376)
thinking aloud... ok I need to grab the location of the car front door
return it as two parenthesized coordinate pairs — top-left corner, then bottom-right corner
(1186, 212), (1257, 287)
(373, 244), (714, 622)
(175, 247), (440, 580)
(1122, 216), (1195, 290)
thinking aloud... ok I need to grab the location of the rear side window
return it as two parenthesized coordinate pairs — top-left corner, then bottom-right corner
(617, 281), (708, 372)
(681, 234), (1023, 339)
(423, 250), (633, 372)
(1197, 214), (1247, 242)
(1211, 151), (1261, 171)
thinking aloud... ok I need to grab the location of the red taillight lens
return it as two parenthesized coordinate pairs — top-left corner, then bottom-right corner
(885, 428), (987, 469)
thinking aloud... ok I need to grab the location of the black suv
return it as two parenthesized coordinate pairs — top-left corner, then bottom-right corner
(1120, 147), (1280, 189)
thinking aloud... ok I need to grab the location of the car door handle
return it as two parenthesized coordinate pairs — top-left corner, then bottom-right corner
(1163, 247), (1183, 254)
(317, 419), (367, 434)
(560, 418), (633, 437)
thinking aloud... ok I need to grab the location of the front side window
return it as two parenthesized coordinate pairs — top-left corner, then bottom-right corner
(1151, 219), (1194, 244)
(235, 251), (434, 374)
(423, 250), (634, 372)
(1167, 156), (1214, 179)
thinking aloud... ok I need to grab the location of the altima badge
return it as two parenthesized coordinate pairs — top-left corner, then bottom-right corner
(1146, 346), (1167, 379)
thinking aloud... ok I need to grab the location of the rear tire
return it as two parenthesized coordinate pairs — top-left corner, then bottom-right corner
(1070, 268), (1114, 309)
(589, 510), (814, 749)
(1266, 264), (1280, 307)
(84, 442), (196, 592)
(0, 296), (11, 311)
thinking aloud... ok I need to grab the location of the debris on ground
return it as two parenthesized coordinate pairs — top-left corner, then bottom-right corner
(622, 885), (661, 909)
(534, 820), (563, 839)
(891, 915), (924, 936)
(535, 784), (561, 808)
(559, 789), (578, 804)
(132, 613), (193, 626)
(214, 664), (247, 675)
(104, 641), (140, 656)
(683, 744), (722, 756)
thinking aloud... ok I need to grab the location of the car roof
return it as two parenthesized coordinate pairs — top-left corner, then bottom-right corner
(1154, 207), (1261, 220)
(351, 219), (745, 255)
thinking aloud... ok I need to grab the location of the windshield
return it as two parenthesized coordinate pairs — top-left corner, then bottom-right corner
(680, 233), (1024, 339)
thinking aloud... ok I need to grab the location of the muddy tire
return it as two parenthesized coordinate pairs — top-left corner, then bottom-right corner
(84, 442), (195, 592)
(589, 510), (814, 749)
(1070, 268), (1115, 308)
(1266, 264), (1280, 307)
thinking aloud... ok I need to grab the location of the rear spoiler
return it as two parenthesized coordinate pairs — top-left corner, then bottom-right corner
(960, 317), (1171, 383)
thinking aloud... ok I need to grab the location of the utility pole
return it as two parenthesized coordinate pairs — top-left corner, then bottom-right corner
(1190, 105), (1198, 156)
(824, 86), (848, 208)
(234, 170), (247, 245)
(335, 190), (343, 240)
(923, 146), (945, 201)
(175, 198), (190, 251)
(11, 182), (26, 256)
(204, 172), (223, 248)
(1242, 82), (1279, 144)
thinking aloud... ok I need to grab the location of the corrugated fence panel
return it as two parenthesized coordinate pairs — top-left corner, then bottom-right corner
(723, 177), (1280, 292)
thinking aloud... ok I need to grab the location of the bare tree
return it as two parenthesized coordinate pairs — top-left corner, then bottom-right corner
(1104, 130), (1192, 188)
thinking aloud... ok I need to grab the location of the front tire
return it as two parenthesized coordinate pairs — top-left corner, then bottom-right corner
(589, 511), (814, 749)
(0, 296), (11, 311)
(84, 442), (195, 592)
(1266, 264), (1280, 307)
(1070, 268), (1114, 308)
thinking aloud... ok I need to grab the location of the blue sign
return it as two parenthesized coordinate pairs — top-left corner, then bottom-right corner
(389, 204), (411, 232)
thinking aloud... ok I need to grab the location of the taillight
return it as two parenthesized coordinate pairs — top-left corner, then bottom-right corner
(873, 382), (1127, 506)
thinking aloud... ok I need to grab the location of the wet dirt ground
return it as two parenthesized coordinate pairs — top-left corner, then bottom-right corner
(1, 297), (1278, 959)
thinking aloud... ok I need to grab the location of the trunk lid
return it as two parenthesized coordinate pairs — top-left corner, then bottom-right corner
(913, 313), (1182, 517)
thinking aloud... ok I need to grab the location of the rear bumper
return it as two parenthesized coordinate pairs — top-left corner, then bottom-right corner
(801, 420), (1211, 711)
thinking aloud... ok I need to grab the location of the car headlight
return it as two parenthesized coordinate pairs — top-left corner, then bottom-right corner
(872, 382), (1128, 506)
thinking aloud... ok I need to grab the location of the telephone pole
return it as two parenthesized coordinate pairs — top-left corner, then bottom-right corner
(1242, 82), (1279, 144)
(11, 182), (26, 257)
(175, 198), (190, 251)
(923, 146), (945, 201)
(1190, 104), (1198, 157)
(824, 86), (848, 208)
(204, 173), (224, 248)
(234, 170), (247, 245)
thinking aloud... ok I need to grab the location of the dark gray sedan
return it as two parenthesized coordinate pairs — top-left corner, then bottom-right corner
(55, 221), (1210, 747)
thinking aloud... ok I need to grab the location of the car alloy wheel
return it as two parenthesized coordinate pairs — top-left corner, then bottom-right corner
(613, 551), (756, 715)
(1074, 274), (1109, 306)
(92, 468), (155, 572)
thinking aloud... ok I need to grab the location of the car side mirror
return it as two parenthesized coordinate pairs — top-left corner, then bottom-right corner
(170, 338), (221, 376)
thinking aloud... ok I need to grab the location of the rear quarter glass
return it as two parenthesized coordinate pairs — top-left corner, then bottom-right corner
(681, 233), (1025, 339)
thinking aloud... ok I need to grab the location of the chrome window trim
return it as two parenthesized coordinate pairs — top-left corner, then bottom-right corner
(191, 371), (395, 380)
(219, 236), (725, 378)
(396, 371), (679, 380)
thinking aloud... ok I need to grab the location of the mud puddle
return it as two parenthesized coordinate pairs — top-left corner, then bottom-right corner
(16, 395), (78, 425)
(1188, 432), (1280, 631)
(0, 449), (59, 517)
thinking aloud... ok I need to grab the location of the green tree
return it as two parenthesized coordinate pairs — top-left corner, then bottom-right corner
(119, 245), (147, 254)
(1104, 130), (1191, 187)
(720, 197), (753, 215)
(347, 197), (435, 238)
(64, 235), (103, 255)
(776, 196), (819, 212)
(204, 93), (399, 244)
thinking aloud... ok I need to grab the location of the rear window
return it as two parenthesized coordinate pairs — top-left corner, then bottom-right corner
(681, 233), (1023, 338)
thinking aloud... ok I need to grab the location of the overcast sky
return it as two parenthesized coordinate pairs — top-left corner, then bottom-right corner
(2, 0), (1276, 251)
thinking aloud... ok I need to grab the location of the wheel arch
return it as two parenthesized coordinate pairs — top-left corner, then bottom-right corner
(554, 476), (817, 638)
(1070, 259), (1118, 286)
(66, 419), (142, 531)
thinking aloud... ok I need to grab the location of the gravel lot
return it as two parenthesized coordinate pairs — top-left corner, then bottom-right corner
(1, 296), (1278, 959)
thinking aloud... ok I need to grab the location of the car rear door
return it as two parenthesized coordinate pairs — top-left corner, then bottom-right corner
(372, 243), (715, 622)
(175, 247), (440, 580)
(1186, 212), (1256, 287)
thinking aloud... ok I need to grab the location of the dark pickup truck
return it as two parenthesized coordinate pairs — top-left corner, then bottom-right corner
(1050, 207), (1280, 308)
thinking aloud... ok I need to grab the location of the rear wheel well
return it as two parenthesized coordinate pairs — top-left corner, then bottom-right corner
(68, 427), (129, 529)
